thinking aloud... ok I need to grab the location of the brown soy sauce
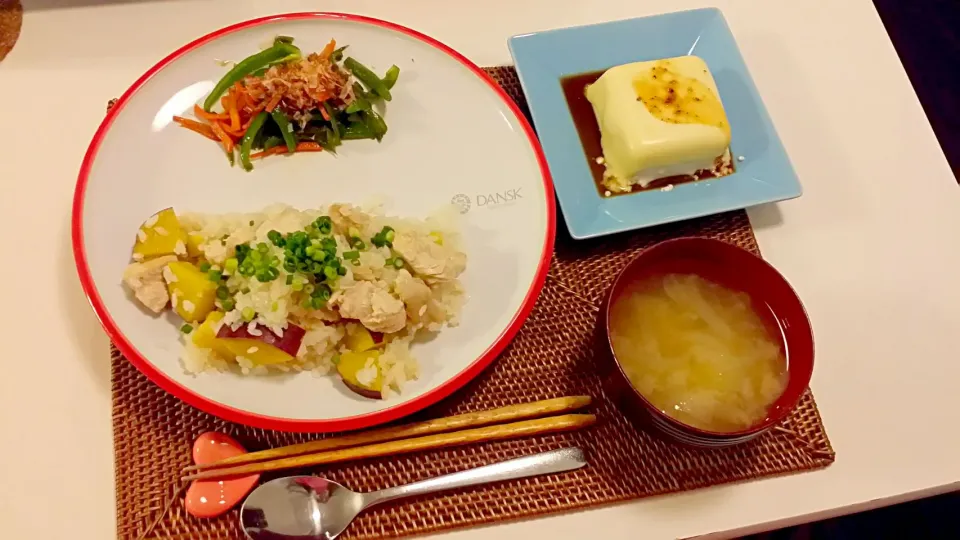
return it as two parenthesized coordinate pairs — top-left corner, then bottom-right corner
(560, 70), (731, 197)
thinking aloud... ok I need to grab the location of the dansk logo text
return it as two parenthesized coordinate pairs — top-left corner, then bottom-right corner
(476, 188), (523, 207)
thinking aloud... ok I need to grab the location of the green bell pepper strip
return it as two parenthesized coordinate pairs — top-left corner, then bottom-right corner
(323, 102), (341, 148)
(344, 57), (392, 101)
(270, 109), (297, 153)
(342, 123), (374, 140)
(203, 42), (301, 111)
(331, 45), (348, 62)
(383, 65), (400, 90)
(345, 83), (372, 114)
(362, 110), (388, 141)
(239, 112), (269, 171)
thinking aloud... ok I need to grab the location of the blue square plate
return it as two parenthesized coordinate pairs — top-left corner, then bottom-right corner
(508, 8), (801, 239)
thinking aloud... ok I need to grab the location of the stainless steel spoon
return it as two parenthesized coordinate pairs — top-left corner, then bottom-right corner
(240, 447), (586, 539)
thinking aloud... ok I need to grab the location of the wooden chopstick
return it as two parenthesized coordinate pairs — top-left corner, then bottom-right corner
(183, 396), (592, 472)
(182, 413), (596, 481)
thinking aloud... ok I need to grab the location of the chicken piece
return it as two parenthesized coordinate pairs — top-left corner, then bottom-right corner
(328, 203), (371, 236)
(332, 280), (406, 333)
(351, 251), (388, 282)
(122, 255), (178, 313)
(394, 269), (432, 322)
(392, 230), (467, 283)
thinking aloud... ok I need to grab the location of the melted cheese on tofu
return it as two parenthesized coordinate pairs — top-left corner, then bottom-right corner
(585, 56), (730, 187)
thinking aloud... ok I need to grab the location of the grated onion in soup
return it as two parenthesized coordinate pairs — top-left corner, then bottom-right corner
(610, 273), (788, 432)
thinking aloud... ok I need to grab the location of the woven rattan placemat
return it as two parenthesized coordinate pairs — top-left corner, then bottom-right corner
(110, 66), (834, 540)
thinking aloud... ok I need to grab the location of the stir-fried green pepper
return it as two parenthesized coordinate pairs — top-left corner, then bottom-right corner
(362, 110), (388, 141)
(383, 65), (400, 90)
(345, 83), (372, 114)
(344, 57), (392, 101)
(239, 112), (269, 171)
(331, 45), (348, 62)
(342, 123), (374, 140)
(261, 136), (283, 151)
(323, 103), (342, 148)
(204, 42), (302, 111)
(270, 109), (297, 153)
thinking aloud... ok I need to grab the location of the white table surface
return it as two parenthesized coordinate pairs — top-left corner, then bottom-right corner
(2, 0), (958, 538)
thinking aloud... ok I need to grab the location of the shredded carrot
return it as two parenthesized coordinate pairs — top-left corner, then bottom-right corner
(172, 116), (219, 141)
(209, 121), (235, 153)
(193, 104), (229, 121)
(225, 95), (241, 131)
(251, 141), (323, 160)
(250, 146), (289, 160)
(318, 39), (337, 60)
(264, 93), (283, 113)
(296, 142), (323, 152)
(233, 82), (249, 111)
(318, 105), (331, 121)
(220, 122), (245, 138)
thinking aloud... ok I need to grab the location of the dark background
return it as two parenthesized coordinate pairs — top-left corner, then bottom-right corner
(873, 0), (959, 181)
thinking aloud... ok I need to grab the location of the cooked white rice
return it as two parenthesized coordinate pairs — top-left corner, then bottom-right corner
(176, 202), (466, 397)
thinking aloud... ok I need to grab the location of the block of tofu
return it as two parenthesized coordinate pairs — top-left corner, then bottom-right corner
(585, 55), (731, 191)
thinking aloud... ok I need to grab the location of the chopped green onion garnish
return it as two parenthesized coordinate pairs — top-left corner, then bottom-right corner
(180, 324), (193, 334)
(337, 265), (347, 276)
(392, 258), (404, 269)
(216, 286), (229, 300)
(314, 283), (332, 300)
(315, 216), (333, 235)
(235, 244), (250, 262)
(350, 259), (361, 266)
(199, 262), (211, 273)
(241, 286), (251, 294)
(208, 269), (223, 282)
(241, 307), (255, 322)
(268, 230), (284, 246)
(371, 226), (395, 248)
(222, 298), (236, 311)
(342, 250), (360, 260)
(224, 257), (238, 274)
(286, 275), (294, 285)
(323, 266), (338, 280)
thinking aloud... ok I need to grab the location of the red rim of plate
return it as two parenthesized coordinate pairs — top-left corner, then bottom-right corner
(71, 12), (556, 432)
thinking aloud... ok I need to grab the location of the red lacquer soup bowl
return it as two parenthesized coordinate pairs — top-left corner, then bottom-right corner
(601, 237), (814, 447)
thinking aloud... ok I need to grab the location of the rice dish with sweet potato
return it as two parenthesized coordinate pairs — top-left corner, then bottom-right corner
(121, 202), (466, 399)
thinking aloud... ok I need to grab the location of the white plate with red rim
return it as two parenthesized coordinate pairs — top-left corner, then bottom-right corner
(72, 12), (554, 432)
